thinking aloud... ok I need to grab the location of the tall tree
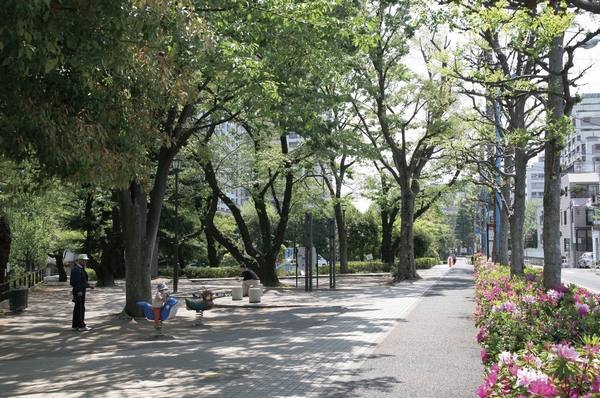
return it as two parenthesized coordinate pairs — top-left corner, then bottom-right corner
(444, 0), (600, 280)
(350, 12), (462, 281)
(455, 205), (475, 252)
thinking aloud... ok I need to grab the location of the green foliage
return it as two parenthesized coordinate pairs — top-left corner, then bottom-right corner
(0, 0), (165, 187)
(334, 261), (393, 274)
(346, 206), (379, 261)
(5, 183), (57, 270)
(220, 253), (240, 267)
(454, 205), (474, 251)
(86, 267), (97, 282)
(414, 211), (455, 259)
(414, 257), (440, 270)
(158, 266), (241, 279)
(413, 222), (435, 258)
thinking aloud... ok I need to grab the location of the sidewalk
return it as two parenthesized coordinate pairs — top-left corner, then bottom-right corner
(0, 259), (483, 397)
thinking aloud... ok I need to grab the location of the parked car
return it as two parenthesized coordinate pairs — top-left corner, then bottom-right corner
(578, 252), (594, 268)
(317, 254), (327, 266)
(186, 262), (207, 268)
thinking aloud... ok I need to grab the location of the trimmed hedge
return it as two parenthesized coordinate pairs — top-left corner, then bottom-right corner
(158, 266), (240, 279)
(157, 258), (440, 279)
(414, 257), (439, 270)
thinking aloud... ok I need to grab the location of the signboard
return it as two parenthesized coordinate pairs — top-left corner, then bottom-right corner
(365, 254), (373, 261)
(297, 247), (306, 268)
(297, 247), (317, 269)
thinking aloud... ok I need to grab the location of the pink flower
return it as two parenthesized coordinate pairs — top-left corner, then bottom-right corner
(480, 349), (490, 362)
(576, 302), (590, 316)
(553, 343), (579, 360)
(477, 328), (487, 343)
(475, 384), (490, 398)
(522, 354), (543, 367)
(516, 367), (547, 387)
(495, 301), (519, 313)
(476, 372), (499, 397)
(548, 289), (564, 300)
(498, 351), (516, 364)
(528, 379), (557, 397)
(592, 376), (600, 393)
(522, 295), (537, 303)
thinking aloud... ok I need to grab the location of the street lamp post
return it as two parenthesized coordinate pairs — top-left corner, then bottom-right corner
(172, 157), (182, 292)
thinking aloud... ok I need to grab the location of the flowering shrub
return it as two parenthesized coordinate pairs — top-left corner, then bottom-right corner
(474, 257), (600, 397)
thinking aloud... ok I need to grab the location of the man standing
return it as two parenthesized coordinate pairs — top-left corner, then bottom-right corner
(237, 264), (260, 297)
(70, 254), (94, 331)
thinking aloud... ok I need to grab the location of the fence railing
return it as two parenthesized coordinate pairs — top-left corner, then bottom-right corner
(0, 269), (45, 303)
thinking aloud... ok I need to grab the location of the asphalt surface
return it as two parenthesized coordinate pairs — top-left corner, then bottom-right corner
(0, 258), (483, 397)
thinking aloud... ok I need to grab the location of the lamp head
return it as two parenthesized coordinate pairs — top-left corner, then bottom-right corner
(582, 38), (600, 50)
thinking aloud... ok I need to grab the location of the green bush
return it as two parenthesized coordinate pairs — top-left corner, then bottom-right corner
(157, 266), (241, 279)
(155, 258), (440, 280)
(414, 257), (439, 270)
(333, 261), (394, 274)
(183, 266), (240, 278)
(86, 267), (97, 281)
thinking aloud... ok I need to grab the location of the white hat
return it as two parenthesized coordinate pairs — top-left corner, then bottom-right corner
(77, 254), (90, 260)
(157, 282), (168, 291)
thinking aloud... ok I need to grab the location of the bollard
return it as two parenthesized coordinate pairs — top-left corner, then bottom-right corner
(232, 285), (243, 300)
(248, 287), (261, 303)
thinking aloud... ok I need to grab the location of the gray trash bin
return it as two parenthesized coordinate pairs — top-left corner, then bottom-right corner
(8, 286), (28, 312)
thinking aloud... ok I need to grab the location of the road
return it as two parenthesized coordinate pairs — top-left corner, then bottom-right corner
(561, 267), (600, 293)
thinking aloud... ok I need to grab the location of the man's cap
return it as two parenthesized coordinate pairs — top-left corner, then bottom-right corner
(157, 282), (168, 291)
(77, 254), (90, 260)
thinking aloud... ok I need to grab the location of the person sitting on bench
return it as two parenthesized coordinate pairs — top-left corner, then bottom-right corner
(237, 264), (260, 297)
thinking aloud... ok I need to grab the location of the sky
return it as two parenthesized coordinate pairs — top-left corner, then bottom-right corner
(572, 42), (600, 96)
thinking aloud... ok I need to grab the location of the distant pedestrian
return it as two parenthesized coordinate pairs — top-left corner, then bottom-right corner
(70, 254), (94, 331)
(237, 264), (260, 297)
(152, 282), (170, 329)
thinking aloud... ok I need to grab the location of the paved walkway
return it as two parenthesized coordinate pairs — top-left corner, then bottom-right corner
(0, 259), (483, 397)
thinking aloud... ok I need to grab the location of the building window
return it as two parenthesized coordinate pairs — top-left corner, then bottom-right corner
(587, 209), (595, 225)
(575, 228), (593, 252)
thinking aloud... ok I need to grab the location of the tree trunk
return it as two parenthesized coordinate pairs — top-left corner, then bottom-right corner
(0, 214), (11, 297)
(510, 146), (528, 276)
(55, 253), (67, 282)
(395, 191), (418, 281)
(336, 205), (349, 273)
(206, 231), (219, 267)
(47, 250), (67, 282)
(110, 191), (126, 279)
(96, 249), (115, 288)
(119, 182), (151, 317)
(381, 208), (400, 263)
(543, 18), (564, 290)
(500, 178), (510, 267)
(94, 200), (121, 287)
